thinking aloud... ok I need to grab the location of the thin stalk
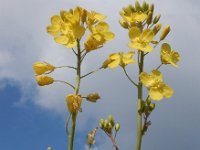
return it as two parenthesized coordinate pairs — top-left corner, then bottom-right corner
(68, 39), (82, 150)
(54, 80), (75, 90)
(56, 66), (77, 70)
(123, 68), (138, 88)
(81, 67), (102, 79)
(136, 51), (144, 150)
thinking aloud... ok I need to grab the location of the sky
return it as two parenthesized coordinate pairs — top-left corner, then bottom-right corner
(0, 0), (200, 150)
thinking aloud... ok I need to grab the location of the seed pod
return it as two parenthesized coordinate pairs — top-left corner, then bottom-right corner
(153, 13), (161, 24)
(153, 23), (162, 34)
(160, 25), (171, 41)
(146, 11), (153, 25)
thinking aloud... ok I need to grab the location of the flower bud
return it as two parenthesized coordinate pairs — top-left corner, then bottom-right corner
(47, 147), (52, 150)
(122, 7), (131, 14)
(115, 123), (120, 132)
(149, 103), (155, 111)
(86, 93), (100, 103)
(146, 11), (153, 25)
(149, 4), (154, 13)
(142, 2), (148, 11)
(153, 23), (162, 35)
(104, 119), (109, 129)
(87, 128), (97, 146)
(81, 9), (87, 23)
(66, 94), (82, 113)
(153, 14), (161, 24)
(108, 115), (115, 126)
(135, 1), (141, 11)
(129, 5), (135, 12)
(33, 62), (55, 75)
(119, 19), (129, 29)
(160, 25), (171, 41)
(36, 75), (54, 86)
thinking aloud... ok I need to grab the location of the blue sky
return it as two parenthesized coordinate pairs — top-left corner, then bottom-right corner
(0, 0), (200, 150)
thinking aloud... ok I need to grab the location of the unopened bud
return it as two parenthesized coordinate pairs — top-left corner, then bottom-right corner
(47, 147), (52, 150)
(153, 23), (162, 35)
(86, 93), (100, 103)
(153, 14), (161, 24)
(146, 11), (153, 25)
(149, 103), (155, 111)
(104, 119), (109, 128)
(119, 19), (129, 29)
(36, 75), (54, 86)
(135, 1), (141, 11)
(160, 25), (171, 41)
(115, 123), (120, 132)
(81, 9), (87, 23)
(142, 2), (148, 11)
(129, 5), (135, 12)
(149, 4), (154, 13)
(108, 115), (115, 126)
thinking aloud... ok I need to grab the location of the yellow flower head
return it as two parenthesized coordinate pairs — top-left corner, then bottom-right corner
(85, 22), (115, 52)
(66, 94), (82, 113)
(47, 7), (86, 48)
(160, 43), (180, 68)
(103, 51), (135, 69)
(128, 27), (154, 52)
(140, 70), (173, 101)
(87, 11), (107, 26)
(87, 127), (98, 146)
(33, 62), (55, 75)
(36, 75), (54, 86)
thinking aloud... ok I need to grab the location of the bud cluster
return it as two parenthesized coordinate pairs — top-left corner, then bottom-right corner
(99, 115), (120, 134)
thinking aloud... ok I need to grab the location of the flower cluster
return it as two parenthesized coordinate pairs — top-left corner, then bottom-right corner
(47, 7), (114, 51)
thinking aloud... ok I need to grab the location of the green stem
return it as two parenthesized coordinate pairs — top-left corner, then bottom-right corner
(68, 40), (82, 150)
(136, 51), (144, 150)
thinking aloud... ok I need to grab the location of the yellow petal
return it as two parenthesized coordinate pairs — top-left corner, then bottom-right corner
(54, 35), (69, 44)
(95, 22), (109, 32)
(129, 27), (141, 40)
(108, 60), (120, 68)
(161, 43), (171, 52)
(149, 87), (163, 100)
(141, 29), (154, 42)
(109, 53), (120, 60)
(103, 32), (115, 41)
(134, 12), (147, 22)
(51, 15), (62, 25)
(122, 59), (135, 65)
(138, 43), (153, 52)
(65, 39), (77, 48)
(151, 70), (163, 82)
(163, 85), (173, 98)
(46, 25), (60, 37)
(93, 11), (107, 21)
(123, 51), (134, 59)
(60, 23), (71, 34)
(73, 25), (86, 39)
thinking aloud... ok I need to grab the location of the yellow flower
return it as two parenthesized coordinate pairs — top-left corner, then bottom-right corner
(66, 94), (82, 113)
(47, 8), (86, 48)
(90, 22), (115, 42)
(160, 43), (180, 68)
(140, 70), (173, 101)
(87, 127), (97, 146)
(33, 62), (55, 75)
(128, 27), (154, 52)
(36, 76), (54, 86)
(85, 22), (115, 52)
(84, 35), (104, 52)
(103, 51), (135, 69)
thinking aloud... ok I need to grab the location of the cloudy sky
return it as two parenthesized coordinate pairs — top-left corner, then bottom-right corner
(0, 0), (200, 150)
